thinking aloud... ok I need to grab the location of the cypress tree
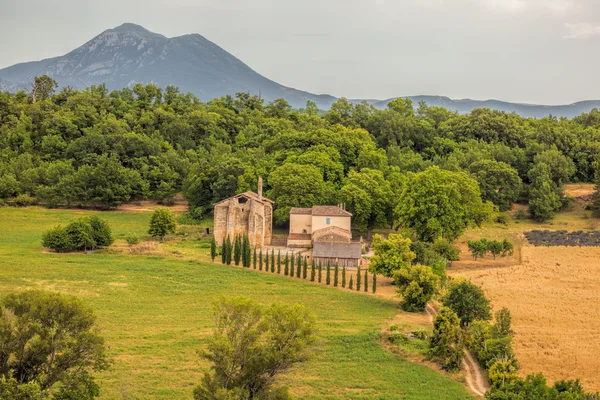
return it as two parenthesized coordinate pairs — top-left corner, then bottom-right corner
(333, 262), (339, 287)
(364, 269), (368, 292)
(265, 250), (269, 272)
(296, 253), (302, 278)
(356, 266), (362, 291)
(210, 236), (217, 262)
(284, 254), (289, 276)
(225, 236), (232, 265)
(318, 261), (322, 283)
(253, 247), (257, 269)
(290, 252), (295, 277)
(240, 236), (247, 267)
(259, 249), (263, 271)
(326, 260), (331, 285)
(244, 236), (251, 268)
(234, 236), (241, 266)
(277, 250), (281, 274)
(349, 275), (354, 290)
(221, 238), (226, 264)
(372, 272), (377, 294)
(342, 265), (346, 288)
(302, 257), (308, 279)
(310, 259), (316, 282)
(271, 249), (275, 273)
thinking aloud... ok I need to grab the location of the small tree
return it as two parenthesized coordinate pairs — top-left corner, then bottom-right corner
(296, 254), (302, 278)
(372, 272), (377, 294)
(310, 260), (316, 282)
(265, 250), (270, 272)
(302, 257), (308, 279)
(225, 236), (233, 265)
(271, 249), (275, 273)
(370, 234), (416, 277)
(193, 296), (317, 399)
(444, 280), (491, 327)
(430, 307), (464, 372)
(501, 239), (514, 257)
(259, 249), (263, 271)
(277, 250), (281, 274)
(284, 254), (289, 276)
(356, 266), (362, 291)
(234, 236), (242, 266)
(326, 260), (331, 285)
(253, 247), (257, 269)
(468, 239), (488, 260)
(318, 261), (322, 283)
(341, 266), (346, 288)
(221, 238), (227, 264)
(148, 208), (176, 240)
(290, 252), (295, 276)
(333, 263), (339, 287)
(364, 269), (368, 293)
(42, 226), (74, 253)
(210, 236), (217, 262)
(488, 240), (503, 260)
(88, 216), (114, 247)
(349, 275), (354, 290)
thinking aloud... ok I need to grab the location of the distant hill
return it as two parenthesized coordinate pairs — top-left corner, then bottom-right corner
(1, 23), (599, 118)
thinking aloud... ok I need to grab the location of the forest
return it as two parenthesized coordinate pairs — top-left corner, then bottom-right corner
(2, 76), (600, 231)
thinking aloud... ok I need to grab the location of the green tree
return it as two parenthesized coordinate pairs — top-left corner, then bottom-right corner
(259, 249), (263, 271)
(310, 259), (316, 282)
(469, 160), (522, 212)
(30, 75), (58, 103)
(210, 236), (217, 262)
(267, 163), (334, 224)
(253, 247), (257, 269)
(271, 249), (275, 273)
(528, 163), (562, 222)
(364, 269), (368, 292)
(488, 240), (503, 260)
(0, 290), (107, 398)
(302, 257), (308, 279)
(148, 208), (176, 240)
(277, 250), (281, 274)
(234, 236), (242, 266)
(42, 225), (74, 252)
(349, 275), (354, 290)
(284, 254), (289, 276)
(326, 260), (331, 285)
(430, 307), (464, 372)
(318, 262), (322, 283)
(342, 266), (346, 288)
(193, 296), (317, 400)
(333, 263), (339, 287)
(265, 250), (270, 272)
(222, 238), (227, 264)
(394, 265), (440, 312)
(370, 234), (415, 277)
(88, 216), (113, 247)
(395, 167), (491, 242)
(225, 236), (233, 265)
(296, 254), (302, 278)
(356, 266), (362, 291)
(372, 272), (377, 294)
(290, 252), (294, 276)
(444, 280), (491, 327)
(468, 239), (489, 260)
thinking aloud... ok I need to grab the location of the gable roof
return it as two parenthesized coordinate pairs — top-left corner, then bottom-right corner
(312, 226), (352, 243)
(313, 242), (362, 259)
(290, 207), (312, 215)
(311, 205), (352, 217)
(214, 191), (274, 207)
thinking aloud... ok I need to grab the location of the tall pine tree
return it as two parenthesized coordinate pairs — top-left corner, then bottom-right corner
(265, 250), (269, 272)
(290, 252), (295, 277)
(284, 254), (289, 276)
(318, 261), (322, 283)
(326, 260), (331, 285)
(302, 257), (308, 279)
(221, 238), (226, 264)
(271, 249), (275, 273)
(349, 275), (354, 290)
(277, 250), (281, 274)
(364, 269), (368, 292)
(259, 249), (263, 271)
(342, 266), (346, 288)
(296, 253), (302, 278)
(310, 259), (316, 282)
(253, 247), (257, 269)
(372, 272), (377, 294)
(356, 266), (362, 291)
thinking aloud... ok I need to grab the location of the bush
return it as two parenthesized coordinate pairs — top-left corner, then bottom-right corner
(42, 226), (74, 252)
(11, 194), (35, 207)
(431, 238), (460, 261)
(468, 239), (488, 259)
(148, 208), (176, 240)
(513, 208), (528, 220)
(429, 307), (464, 372)
(394, 265), (440, 312)
(65, 219), (96, 251)
(125, 234), (141, 245)
(88, 216), (113, 247)
(494, 214), (510, 225)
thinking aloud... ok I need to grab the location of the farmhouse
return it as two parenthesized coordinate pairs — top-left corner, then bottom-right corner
(213, 177), (273, 248)
(288, 205), (362, 267)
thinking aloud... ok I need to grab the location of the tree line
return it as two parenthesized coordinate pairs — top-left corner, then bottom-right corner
(2, 77), (600, 228)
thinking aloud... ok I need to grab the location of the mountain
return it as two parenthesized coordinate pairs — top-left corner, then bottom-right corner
(373, 96), (600, 119)
(1, 23), (599, 117)
(0, 23), (336, 109)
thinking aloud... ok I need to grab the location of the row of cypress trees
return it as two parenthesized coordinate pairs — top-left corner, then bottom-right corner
(210, 236), (377, 293)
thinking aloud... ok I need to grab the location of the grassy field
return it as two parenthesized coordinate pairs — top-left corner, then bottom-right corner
(0, 207), (472, 400)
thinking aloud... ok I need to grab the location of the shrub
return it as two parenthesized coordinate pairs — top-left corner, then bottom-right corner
(88, 216), (113, 247)
(513, 208), (528, 220)
(468, 239), (488, 259)
(501, 239), (514, 257)
(388, 332), (410, 346)
(12, 194), (35, 207)
(431, 238), (460, 261)
(42, 226), (74, 252)
(65, 219), (96, 251)
(370, 234), (415, 277)
(488, 240), (503, 259)
(125, 234), (141, 245)
(148, 208), (176, 240)
(494, 214), (510, 225)
(394, 265), (439, 312)
(443, 280), (491, 327)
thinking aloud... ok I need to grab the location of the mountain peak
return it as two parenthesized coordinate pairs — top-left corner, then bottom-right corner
(110, 23), (153, 34)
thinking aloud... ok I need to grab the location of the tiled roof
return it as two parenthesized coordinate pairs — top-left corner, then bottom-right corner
(214, 191), (274, 206)
(311, 205), (352, 217)
(312, 226), (352, 243)
(290, 207), (313, 215)
(312, 242), (362, 259)
(287, 233), (312, 241)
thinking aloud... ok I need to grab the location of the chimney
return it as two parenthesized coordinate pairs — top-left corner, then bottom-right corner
(258, 176), (263, 200)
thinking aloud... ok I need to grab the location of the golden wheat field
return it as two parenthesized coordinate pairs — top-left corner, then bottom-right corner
(450, 244), (600, 391)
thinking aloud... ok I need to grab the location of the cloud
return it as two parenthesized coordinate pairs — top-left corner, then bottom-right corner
(563, 22), (600, 39)
(481, 0), (573, 13)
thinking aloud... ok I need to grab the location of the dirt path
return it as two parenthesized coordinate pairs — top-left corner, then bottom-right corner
(426, 304), (489, 398)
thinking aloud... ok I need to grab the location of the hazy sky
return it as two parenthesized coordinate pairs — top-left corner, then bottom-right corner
(1, 0), (599, 104)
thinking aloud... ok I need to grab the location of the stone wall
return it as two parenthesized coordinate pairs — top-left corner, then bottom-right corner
(214, 193), (272, 249)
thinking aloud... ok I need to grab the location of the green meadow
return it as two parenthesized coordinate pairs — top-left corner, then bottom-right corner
(0, 207), (472, 399)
